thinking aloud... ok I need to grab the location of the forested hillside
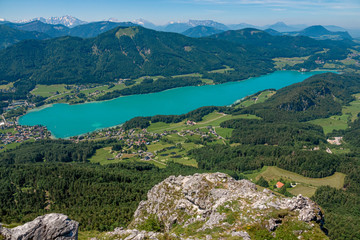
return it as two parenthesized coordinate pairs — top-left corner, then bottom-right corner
(0, 160), (202, 231)
(244, 73), (360, 122)
(0, 24), (49, 49)
(284, 25), (353, 41)
(1, 25), (360, 239)
(118, 72), (360, 239)
(182, 25), (223, 38)
(1, 20), (138, 46)
(209, 28), (353, 58)
(0, 26), (272, 85)
(0, 25), (356, 106)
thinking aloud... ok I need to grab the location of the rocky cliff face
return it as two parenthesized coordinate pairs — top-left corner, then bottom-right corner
(0, 213), (79, 240)
(110, 173), (327, 239)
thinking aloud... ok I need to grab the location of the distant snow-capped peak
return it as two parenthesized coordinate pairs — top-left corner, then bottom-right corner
(133, 18), (147, 25)
(188, 20), (215, 27)
(15, 15), (86, 27)
(131, 19), (157, 29)
(107, 18), (120, 22)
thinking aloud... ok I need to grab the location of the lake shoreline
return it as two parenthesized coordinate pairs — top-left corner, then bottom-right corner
(19, 71), (332, 138)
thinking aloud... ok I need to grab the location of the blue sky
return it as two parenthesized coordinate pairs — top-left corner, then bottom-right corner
(1, 0), (360, 28)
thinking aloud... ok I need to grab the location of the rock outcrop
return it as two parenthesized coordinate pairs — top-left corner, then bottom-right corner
(0, 213), (79, 240)
(110, 172), (326, 239)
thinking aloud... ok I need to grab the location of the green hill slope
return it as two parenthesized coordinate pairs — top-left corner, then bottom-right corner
(245, 73), (360, 122)
(182, 25), (224, 38)
(210, 28), (353, 58)
(0, 26), (272, 85)
(0, 24), (49, 49)
(285, 25), (353, 41)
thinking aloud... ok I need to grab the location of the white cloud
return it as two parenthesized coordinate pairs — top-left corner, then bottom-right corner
(271, 8), (286, 11)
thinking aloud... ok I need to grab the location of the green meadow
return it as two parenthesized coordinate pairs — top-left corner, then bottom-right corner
(246, 166), (346, 197)
(147, 112), (260, 134)
(237, 90), (276, 108)
(31, 84), (69, 98)
(308, 93), (360, 134)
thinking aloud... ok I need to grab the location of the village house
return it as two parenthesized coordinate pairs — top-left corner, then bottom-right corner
(186, 120), (196, 126)
(276, 182), (284, 188)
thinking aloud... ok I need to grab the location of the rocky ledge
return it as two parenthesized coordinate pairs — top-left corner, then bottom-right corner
(0, 213), (79, 240)
(110, 172), (327, 240)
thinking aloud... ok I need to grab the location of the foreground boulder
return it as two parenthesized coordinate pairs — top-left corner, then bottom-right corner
(0, 213), (79, 240)
(110, 172), (327, 239)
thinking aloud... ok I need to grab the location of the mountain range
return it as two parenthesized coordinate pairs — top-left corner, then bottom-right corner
(1, 20), (137, 38)
(283, 25), (353, 41)
(14, 15), (87, 27)
(209, 28), (352, 58)
(0, 23), (352, 90)
(0, 14), (360, 240)
(0, 24), (49, 49)
(0, 18), (355, 49)
(160, 20), (230, 33)
(0, 26), (274, 85)
(182, 25), (224, 38)
(10, 16), (354, 33)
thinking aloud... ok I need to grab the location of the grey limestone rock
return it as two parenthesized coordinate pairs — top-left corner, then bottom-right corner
(0, 213), (79, 240)
(109, 228), (170, 240)
(282, 195), (323, 223)
(266, 218), (282, 231)
(111, 173), (325, 239)
(231, 231), (251, 240)
(132, 172), (260, 231)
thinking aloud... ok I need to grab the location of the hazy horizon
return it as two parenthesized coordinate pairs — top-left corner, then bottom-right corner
(1, 0), (360, 29)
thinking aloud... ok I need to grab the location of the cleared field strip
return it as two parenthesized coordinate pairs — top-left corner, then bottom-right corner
(147, 112), (260, 134)
(248, 166), (345, 197)
(308, 93), (360, 134)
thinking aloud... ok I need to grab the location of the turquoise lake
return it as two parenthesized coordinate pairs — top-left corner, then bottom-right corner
(19, 71), (328, 138)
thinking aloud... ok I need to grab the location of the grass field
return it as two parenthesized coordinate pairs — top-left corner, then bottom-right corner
(28, 67), (242, 105)
(215, 127), (234, 138)
(145, 112), (256, 167)
(88, 139), (198, 168)
(340, 58), (358, 65)
(330, 147), (351, 155)
(147, 112), (260, 134)
(31, 77), (146, 104)
(208, 65), (234, 73)
(238, 90), (276, 108)
(146, 159), (167, 168)
(246, 166), (345, 197)
(172, 157), (198, 167)
(273, 56), (309, 69)
(200, 78), (214, 84)
(0, 142), (21, 152)
(171, 66), (234, 78)
(78, 85), (109, 95)
(142, 112), (262, 168)
(308, 93), (360, 134)
(0, 139), (35, 152)
(308, 115), (349, 135)
(172, 73), (202, 78)
(31, 84), (69, 98)
(147, 142), (174, 152)
(323, 63), (340, 69)
(0, 127), (17, 134)
(288, 184), (317, 197)
(0, 82), (14, 90)
(88, 147), (123, 165)
(0, 128), (34, 152)
(343, 93), (360, 121)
